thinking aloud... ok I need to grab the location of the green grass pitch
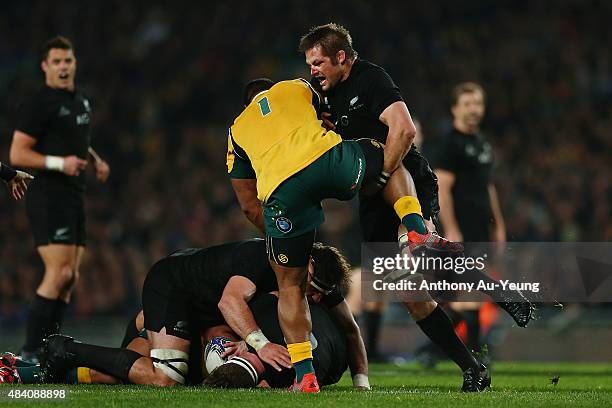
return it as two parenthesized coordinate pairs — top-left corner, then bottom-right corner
(3, 362), (611, 407)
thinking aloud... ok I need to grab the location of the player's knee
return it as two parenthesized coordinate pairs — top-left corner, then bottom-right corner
(150, 370), (180, 387)
(404, 300), (436, 321)
(150, 349), (189, 386)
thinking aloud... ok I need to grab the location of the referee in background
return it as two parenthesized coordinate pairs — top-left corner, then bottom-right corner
(9, 36), (110, 362)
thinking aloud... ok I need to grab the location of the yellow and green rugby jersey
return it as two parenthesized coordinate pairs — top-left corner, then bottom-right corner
(227, 79), (342, 202)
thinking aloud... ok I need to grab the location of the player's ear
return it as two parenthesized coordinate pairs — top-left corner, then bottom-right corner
(337, 50), (346, 65)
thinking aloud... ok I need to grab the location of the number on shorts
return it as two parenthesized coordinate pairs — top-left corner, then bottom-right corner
(258, 96), (271, 116)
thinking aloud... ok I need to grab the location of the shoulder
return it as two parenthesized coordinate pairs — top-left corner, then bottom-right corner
(353, 59), (394, 82)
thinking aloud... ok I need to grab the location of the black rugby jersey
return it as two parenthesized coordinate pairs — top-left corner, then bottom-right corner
(317, 59), (403, 143)
(167, 239), (344, 313)
(14, 86), (92, 192)
(427, 128), (495, 241)
(249, 293), (348, 388)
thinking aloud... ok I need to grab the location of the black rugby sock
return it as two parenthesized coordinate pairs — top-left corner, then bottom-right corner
(63, 342), (142, 383)
(23, 295), (61, 352)
(416, 306), (479, 372)
(364, 310), (382, 357)
(464, 310), (481, 352)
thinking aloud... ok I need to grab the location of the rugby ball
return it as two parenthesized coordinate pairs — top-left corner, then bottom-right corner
(203, 336), (232, 376)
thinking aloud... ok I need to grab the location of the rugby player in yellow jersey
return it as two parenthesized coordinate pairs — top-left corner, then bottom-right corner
(227, 78), (468, 392)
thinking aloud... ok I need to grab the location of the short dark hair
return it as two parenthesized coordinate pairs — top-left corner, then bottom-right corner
(203, 360), (256, 388)
(242, 78), (275, 107)
(451, 82), (486, 107)
(41, 36), (74, 62)
(311, 243), (352, 293)
(299, 23), (357, 63)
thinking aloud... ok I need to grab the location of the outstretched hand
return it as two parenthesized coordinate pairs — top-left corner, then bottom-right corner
(6, 170), (34, 200)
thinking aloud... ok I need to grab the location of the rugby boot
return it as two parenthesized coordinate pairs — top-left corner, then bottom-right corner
(384, 231), (464, 283)
(40, 335), (76, 384)
(461, 363), (491, 392)
(497, 290), (536, 328)
(288, 372), (320, 393)
(0, 352), (18, 369)
(402, 230), (464, 256)
(0, 366), (22, 384)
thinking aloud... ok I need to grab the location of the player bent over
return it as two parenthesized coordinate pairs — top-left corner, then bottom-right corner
(228, 78), (488, 392)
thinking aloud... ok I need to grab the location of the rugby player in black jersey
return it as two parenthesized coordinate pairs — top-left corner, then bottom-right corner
(205, 292), (348, 389)
(37, 239), (367, 389)
(9, 36), (110, 363)
(299, 23), (495, 391)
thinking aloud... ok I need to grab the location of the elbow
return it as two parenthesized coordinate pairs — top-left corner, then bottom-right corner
(403, 124), (416, 147)
(217, 297), (230, 315)
(9, 147), (22, 167)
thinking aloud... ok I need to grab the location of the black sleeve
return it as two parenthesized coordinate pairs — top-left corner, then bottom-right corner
(362, 67), (404, 119)
(14, 97), (46, 139)
(426, 135), (459, 173)
(322, 287), (345, 308)
(231, 241), (276, 291)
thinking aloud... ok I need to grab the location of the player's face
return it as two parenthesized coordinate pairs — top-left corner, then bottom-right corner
(306, 261), (324, 303)
(305, 45), (345, 92)
(452, 91), (485, 129)
(42, 48), (76, 91)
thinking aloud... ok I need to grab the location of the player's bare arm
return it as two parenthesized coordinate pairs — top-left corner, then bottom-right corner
(10, 130), (87, 176)
(488, 183), (506, 245)
(435, 168), (463, 242)
(329, 300), (370, 390)
(378, 101), (416, 174)
(218, 276), (291, 371)
(230, 178), (264, 233)
(88, 147), (110, 182)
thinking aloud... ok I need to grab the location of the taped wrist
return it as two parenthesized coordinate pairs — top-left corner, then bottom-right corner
(375, 171), (390, 189)
(0, 163), (17, 182)
(352, 373), (370, 388)
(45, 155), (65, 172)
(245, 329), (270, 352)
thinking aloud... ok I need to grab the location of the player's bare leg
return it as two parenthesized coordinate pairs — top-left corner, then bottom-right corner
(22, 244), (82, 361)
(42, 328), (189, 386)
(270, 261), (319, 392)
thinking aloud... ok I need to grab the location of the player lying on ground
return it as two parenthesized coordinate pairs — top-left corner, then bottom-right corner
(4, 239), (366, 389)
(204, 292), (349, 389)
(2, 286), (351, 389)
(228, 78), (488, 391)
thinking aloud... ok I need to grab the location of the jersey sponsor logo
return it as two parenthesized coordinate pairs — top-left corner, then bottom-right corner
(340, 115), (349, 127)
(53, 227), (70, 241)
(76, 113), (90, 125)
(278, 253), (289, 264)
(275, 217), (293, 233)
(370, 139), (382, 149)
(58, 106), (71, 117)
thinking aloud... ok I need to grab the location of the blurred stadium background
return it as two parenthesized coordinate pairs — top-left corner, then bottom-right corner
(1, 1), (611, 361)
